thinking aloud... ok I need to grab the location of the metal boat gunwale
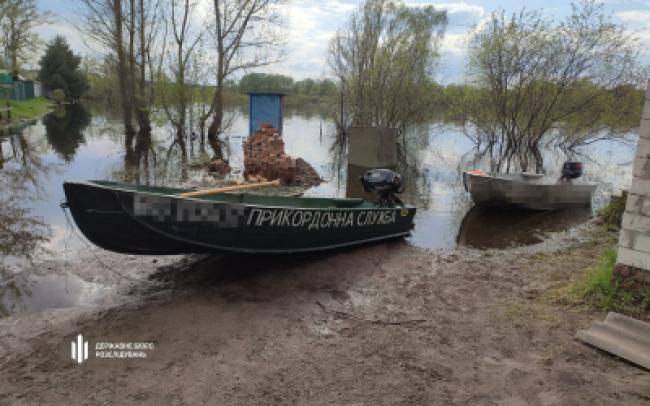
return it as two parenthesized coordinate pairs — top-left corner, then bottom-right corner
(462, 171), (596, 211)
(463, 171), (597, 186)
(63, 180), (416, 254)
(68, 180), (414, 212)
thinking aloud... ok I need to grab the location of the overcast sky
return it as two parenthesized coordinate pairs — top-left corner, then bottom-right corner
(34, 0), (650, 83)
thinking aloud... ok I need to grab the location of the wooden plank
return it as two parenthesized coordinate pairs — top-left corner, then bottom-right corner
(179, 180), (280, 198)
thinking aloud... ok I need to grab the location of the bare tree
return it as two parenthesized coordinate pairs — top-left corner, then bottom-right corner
(158, 0), (205, 175)
(202, 0), (284, 159)
(0, 0), (50, 76)
(78, 0), (161, 173)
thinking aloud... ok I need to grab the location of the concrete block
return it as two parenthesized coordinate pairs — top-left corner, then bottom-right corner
(619, 228), (632, 249)
(619, 228), (650, 251)
(644, 100), (650, 120)
(576, 312), (650, 369)
(625, 193), (650, 216)
(617, 246), (650, 269)
(635, 137), (650, 157)
(632, 154), (650, 178)
(629, 177), (650, 196)
(640, 119), (650, 140)
(622, 212), (650, 233)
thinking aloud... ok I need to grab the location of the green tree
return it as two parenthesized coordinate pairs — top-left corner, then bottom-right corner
(38, 36), (89, 101)
(239, 73), (294, 94)
(459, 0), (642, 173)
(328, 0), (447, 132)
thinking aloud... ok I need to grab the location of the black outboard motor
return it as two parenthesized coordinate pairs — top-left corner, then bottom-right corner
(360, 169), (404, 207)
(560, 161), (583, 182)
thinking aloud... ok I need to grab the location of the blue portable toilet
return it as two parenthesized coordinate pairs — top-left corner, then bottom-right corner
(248, 92), (285, 136)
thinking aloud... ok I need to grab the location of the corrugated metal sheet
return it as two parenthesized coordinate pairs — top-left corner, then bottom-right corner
(576, 312), (650, 369)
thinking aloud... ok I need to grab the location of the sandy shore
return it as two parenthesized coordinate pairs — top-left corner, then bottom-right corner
(1, 221), (649, 405)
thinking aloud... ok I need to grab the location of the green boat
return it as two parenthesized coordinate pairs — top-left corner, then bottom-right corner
(62, 170), (416, 254)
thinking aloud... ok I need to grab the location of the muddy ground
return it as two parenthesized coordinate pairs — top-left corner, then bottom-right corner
(0, 221), (649, 405)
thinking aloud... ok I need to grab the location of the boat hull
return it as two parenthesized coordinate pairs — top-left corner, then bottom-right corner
(463, 172), (596, 210)
(63, 182), (416, 254)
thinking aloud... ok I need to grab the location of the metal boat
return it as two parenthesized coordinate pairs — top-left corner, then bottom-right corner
(62, 170), (416, 254)
(463, 162), (596, 210)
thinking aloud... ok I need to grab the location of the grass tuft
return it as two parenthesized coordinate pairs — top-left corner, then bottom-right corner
(597, 193), (626, 230)
(571, 246), (650, 316)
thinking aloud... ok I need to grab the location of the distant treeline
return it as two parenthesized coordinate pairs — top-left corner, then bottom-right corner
(82, 66), (645, 133)
(238, 73), (337, 99)
(82, 68), (338, 110)
(432, 82), (646, 131)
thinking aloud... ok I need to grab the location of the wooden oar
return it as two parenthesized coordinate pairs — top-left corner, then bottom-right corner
(179, 179), (280, 198)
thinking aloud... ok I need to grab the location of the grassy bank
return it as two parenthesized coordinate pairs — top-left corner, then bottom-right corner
(571, 245), (650, 316)
(2, 98), (52, 122)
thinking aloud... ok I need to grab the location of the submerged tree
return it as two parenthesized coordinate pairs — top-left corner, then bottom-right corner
(78, 0), (162, 176)
(157, 0), (205, 179)
(328, 0), (447, 132)
(202, 0), (284, 159)
(456, 0), (642, 173)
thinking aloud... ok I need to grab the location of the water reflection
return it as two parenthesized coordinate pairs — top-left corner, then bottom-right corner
(0, 127), (52, 260)
(1, 125), (56, 317)
(43, 104), (91, 162)
(0, 106), (636, 317)
(0, 266), (107, 317)
(456, 206), (593, 249)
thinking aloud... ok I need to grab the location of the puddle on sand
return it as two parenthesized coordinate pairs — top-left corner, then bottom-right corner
(455, 206), (593, 249)
(0, 270), (109, 317)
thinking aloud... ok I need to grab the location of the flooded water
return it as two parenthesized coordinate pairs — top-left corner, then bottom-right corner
(0, 104), (637, 316)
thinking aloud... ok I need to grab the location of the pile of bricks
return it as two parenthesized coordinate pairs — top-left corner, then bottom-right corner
(206, 159), (230, 176)
(243, 123), (321, 186)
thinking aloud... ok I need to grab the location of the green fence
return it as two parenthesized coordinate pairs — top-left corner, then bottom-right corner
(0, 82), (36, 101)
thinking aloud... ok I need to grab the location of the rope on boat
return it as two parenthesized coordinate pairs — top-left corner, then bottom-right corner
(60, 201), (144, 282)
